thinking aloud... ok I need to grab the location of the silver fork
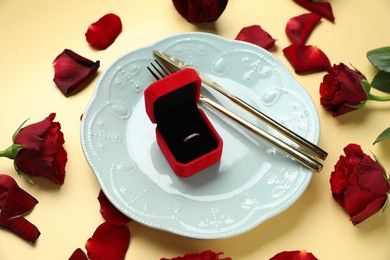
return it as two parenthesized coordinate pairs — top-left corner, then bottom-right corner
(147, 60), (323, 172)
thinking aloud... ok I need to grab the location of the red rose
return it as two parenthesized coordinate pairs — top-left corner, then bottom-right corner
(319, 63), (368, 117)
(12, 113), (68, 185)
(330, 144), (389, 224)
(172, 0), (228, 23)
(0, 174), (40, 242)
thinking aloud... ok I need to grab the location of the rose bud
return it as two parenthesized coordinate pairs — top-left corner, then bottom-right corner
(319, 63), (368, 117)
(0, 174), (40, 243)
(330, 144), (390, 225)
(0, 113), (68, 185)
(172, 0), (228, 23)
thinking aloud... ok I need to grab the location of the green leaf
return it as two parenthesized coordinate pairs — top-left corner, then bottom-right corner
(373, 127), (390, 145)
(361, 79), (372, 94)
(371, 71), (390, 93)
(12, 118), (29, 142)
(371, 151), (386, 172)
(380, 197), (388, 215)
(367, 47), (390, 72)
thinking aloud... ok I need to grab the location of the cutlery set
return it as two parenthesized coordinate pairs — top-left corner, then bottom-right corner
(147, 51), (327, 172)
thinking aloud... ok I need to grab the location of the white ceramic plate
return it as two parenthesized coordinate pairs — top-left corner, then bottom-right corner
(80, 32), (320, 239)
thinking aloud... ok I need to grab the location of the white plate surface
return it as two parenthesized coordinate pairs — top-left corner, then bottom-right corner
(80, 32), (320, 239)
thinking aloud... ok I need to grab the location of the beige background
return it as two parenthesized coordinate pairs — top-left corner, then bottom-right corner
(1, 0), (389, 259)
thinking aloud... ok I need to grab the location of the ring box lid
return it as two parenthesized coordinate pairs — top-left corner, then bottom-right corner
(144, 68), (201, 124)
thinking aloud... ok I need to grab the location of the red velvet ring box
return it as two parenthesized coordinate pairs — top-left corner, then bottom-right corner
(144, 68), (223, 177)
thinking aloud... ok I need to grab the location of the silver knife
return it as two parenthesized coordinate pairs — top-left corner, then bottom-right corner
(153, 50), (327, 160)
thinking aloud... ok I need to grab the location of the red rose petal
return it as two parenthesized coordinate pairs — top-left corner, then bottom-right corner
(286, 13), (322, 45)
(69, 248), (88, 260)
(98, 190), (131, 225)
(350, 196), (388, 225)
(293, 0), (335, 22)
(53, 49), (100, 96)
(283, 44), (331, 74)
(161, 250), (232, 260)
(270, 250), (318, 260)
(85, 13), (122, 50)
(86, 222), (130, 260)
(235, 25), (276, 50)
(0, 174), (40, 243)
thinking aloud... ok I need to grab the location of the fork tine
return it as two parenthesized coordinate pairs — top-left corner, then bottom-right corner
(147, 59), (173, 80)
(147, 65), (160, 80)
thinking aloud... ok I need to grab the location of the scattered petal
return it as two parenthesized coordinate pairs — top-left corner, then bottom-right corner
(98, 190), (131, 225)
(0, 174), (40, 243)
(86, 222), (130, 260)
(286, 13), (322, 45)
(283, 44), (331, 74)
(293, 0), (335, 22)
(69, 248), (88, 260)
(161, 250), (232, 260)
(53, 49), (100, 96)
(235, 25), (276, 50)
(172, 0), (228, 23)
(85, 13), (122, 50)
(270, 250), (318, 260)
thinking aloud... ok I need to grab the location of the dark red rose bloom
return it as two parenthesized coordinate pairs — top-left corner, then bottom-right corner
(235, 25), (276, 50)
(13, 113), (68, 185)
(286, 13), (322, 45)
(85, 13), (122, 50)
(172, 0), (228, 23)
(69, 248), (88, 260)
(53, 49), (100, 96)
(86, 222), (131, 260)
(98, 190), (131, 225)
(283, 44), (331, 74)
(0, 174), (40, 243)
(293, 0), (335, 22)
(330, 144), (389, 225)
(161, 250), (232, 260)
(319, 63), (368, 117)
(270, 250), (318, 260)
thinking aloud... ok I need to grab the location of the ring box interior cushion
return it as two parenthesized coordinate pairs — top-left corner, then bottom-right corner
(144, 68), (223, 177)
